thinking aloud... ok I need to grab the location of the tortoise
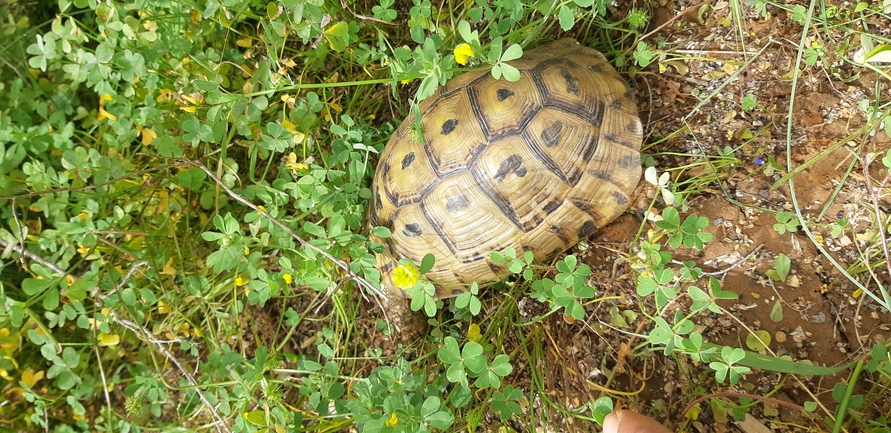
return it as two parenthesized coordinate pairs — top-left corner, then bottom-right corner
(368, 38), (643, 339)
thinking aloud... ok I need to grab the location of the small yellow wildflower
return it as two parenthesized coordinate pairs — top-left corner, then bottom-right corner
(235, 276), (245, 286)
(244, 247), (250, 256)
(98, 332), (120, 347)
(97, 107), (117, 122)
(282, 120), (298, 134)
(283, 152), (309, 171)
(385, 412), (399, 427)
(256, 205), (266, 215)
(467, 323), (481, 343)
(282, 273), (293, 285)
(236, 37), (252, 48)
(392, 263), (420, 289)
(156, 88), (175, 103)
(21, 370), (43, 388)
(454, 43), (475, 65)
(292, 131), (306, 146)
(140, 127), (157, 145)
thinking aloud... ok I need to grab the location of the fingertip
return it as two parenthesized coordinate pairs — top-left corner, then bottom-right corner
(603, 412), (620, 433)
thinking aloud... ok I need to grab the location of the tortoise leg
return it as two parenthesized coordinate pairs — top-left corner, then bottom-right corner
(380, 287), (429, 341)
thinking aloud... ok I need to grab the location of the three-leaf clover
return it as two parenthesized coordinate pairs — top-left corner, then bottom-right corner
(709, 346), (751, 384)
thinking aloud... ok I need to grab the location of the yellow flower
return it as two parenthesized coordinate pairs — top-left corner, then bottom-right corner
(392, 263), (420, 289)
(97, 107), (117, 122)
(282, 120), (298, 134)
(282, 273), (292, 285)
(385, 412), (399, 426)
(454, 43), (475, 65)
(140, 127), (157, 145)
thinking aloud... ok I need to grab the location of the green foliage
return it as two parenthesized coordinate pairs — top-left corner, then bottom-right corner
(491, 386), (524, 420)
(589, 397), (615, 425)
(455, 282), (482, 316)
(351, 360), (455, 432)
(708, 346), (752, 385)
(633, 42), (654, 67)
(790, 5), (809, 24)
(627, 8), (650, 31)
(437, 336), (513, 390)
(765, 253), (791, 282)
(746, 0), (769, 18)
(741, 94), (757, 111)
(655, 207), (713, 250)
(773, 211), (801, 234)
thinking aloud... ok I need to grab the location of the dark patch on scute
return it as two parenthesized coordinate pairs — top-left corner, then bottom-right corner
(610, 100), (622, 110)
(451, 288), (466, 296)
(401, 152), (416, 169)
(374, 188), (384, 210)
(542, 199), (563, 214)
(589, 170), (611, 181)
(560, 67), (579, 94)
(590, 100), (605, 127)
(626, 119), (642, 134)
(530, 214), (543, 228)
(577, 220), (597, 239)
(613, 191), (629, 205)
(618, 155), (640, 168)
(550, 225), (564, 234)
(381, 161), (391, 177)
(487, 260), (505, 275)
(494, 155), (527, 182)
(582, 138), (599, 161)
(545, 247), (563, 262)
(403, 223), (423, 237)
(368, 211), (380, 229)
(570, 198), (591, 211)
(441, 118), (459, 135)
(445, 194), (470, 213)
(540, 121), (563, 147)
(463, 252), (485, 263)
(602, 133), (620, 143)
(388, 191), (403, 206)
(380, 259), (395, 273)
(588, 63), (606, 74)
(496, 88), (515, 101)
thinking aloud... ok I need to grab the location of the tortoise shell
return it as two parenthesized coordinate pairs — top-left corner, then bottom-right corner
(369, 38), (642, 332)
